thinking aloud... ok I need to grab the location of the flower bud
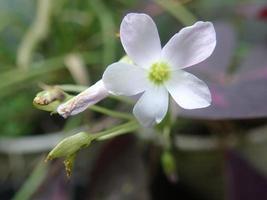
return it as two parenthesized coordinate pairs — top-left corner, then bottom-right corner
(33, 86), (70, 112)
(57, 80), (109, 118)
(161, 150), (178, 182)
(46, 132), (92, 161)
(46, 132), (93, 177)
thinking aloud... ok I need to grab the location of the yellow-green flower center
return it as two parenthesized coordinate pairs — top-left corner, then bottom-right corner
(148, 62), (170, 85)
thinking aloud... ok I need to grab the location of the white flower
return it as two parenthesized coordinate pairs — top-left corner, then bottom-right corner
(102, 13), (216, 127)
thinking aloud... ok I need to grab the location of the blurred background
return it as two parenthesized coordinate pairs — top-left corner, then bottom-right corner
(1, 0), (267, 199)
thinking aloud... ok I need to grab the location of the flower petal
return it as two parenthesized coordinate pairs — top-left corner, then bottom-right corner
(133, 86), (169, 127)
(120, 13), (161, 69)
(166, 70), (211, 109)
(161, 21), (216, 69)
(102, 62), (148, 96)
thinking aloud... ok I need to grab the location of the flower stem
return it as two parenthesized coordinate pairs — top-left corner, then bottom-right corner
(163, 125), (172, 149)
(154, 0), (197, 26)
(93, 120), (139, 141)
(89, 105), (133, 120)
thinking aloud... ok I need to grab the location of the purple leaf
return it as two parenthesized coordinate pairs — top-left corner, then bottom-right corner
(180, 22), (267, 119)
(187, 21), (236, 84)
(226, 151), (267, 200)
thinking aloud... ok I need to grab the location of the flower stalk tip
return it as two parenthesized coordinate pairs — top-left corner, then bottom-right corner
(64, 154), (76, 178)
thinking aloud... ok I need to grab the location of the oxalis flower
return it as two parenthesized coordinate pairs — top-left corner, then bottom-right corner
(102, 13), (216, 127)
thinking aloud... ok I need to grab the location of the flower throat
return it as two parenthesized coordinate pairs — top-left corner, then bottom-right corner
(148, 62), (170, 85)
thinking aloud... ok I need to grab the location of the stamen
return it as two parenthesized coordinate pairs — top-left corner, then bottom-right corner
(148, 62), (170, 85)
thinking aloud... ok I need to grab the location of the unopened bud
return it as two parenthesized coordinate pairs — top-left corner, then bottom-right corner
(57, 80), (109, 118)
(46, 132), (92, 161)
(33, 86), (70, 112)
(161, 150), (178, 182)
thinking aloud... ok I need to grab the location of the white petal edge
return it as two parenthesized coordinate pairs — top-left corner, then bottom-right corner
(120, 13), (161, 69)
(133, 86), (169, 127)
(165, 70), (211, 109)
(102, 62), (148, 96)
(161, 21), (216, 70)
(57, 80), (109, 118)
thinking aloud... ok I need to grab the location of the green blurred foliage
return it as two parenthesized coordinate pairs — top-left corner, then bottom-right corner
(0, 0), (138, 137)
(0, 93), (34, 136)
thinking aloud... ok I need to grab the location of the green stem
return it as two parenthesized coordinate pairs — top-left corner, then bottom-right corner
(163, 125), (171, 149)
(12, 159), (48, 200)
(89, 105), (133, 120)
(57, 84), (87, 92)
(93, 120), (139, 141)
(154, 0), (197, 26)
(109, 95), (134, 105)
